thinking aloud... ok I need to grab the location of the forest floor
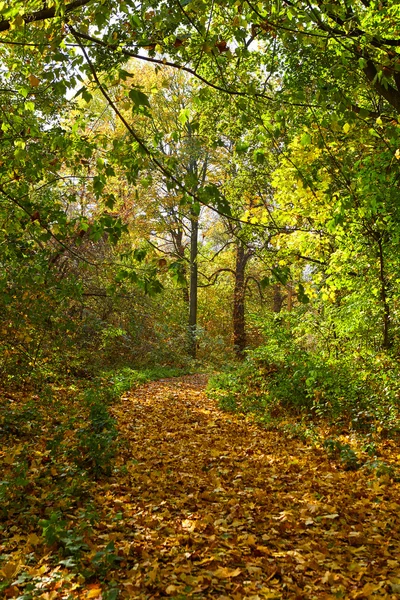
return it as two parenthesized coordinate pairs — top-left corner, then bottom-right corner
(2, 374), (400, 599)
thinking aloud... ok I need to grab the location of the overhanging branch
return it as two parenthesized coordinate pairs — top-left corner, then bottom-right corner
(0, 0), (92, 32)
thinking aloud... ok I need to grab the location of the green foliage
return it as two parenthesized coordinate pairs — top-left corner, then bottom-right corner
(90, 541), (122, 577)
(105, 365), (193, 396)
(323, 439), (360, 471)
(75, 388), (118, 477)
(0, 401), (42, 437)
(40, 511), (89, 557)
(208, 317), (400, 436)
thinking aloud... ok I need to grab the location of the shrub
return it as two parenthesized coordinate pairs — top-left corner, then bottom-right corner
(207, 318), (400, 435)
(75, 388), (118, 477)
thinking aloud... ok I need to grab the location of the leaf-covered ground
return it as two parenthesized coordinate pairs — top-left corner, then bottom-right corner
(2, 374), (400, 599)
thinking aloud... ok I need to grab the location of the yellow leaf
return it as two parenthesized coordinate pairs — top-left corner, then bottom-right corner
(165, 585), (178, 594)
(343, 123), (350, 134)
(198, 556), (215, 565)
(11, 14), (24, 29)
(41, 592), (58, 600)
(87, 588), (102, 599)
(243, 534), (257, 546)
(256, 545), (270, 554)
(27, 533), (41, 546)
(29, 74), (40, 87)
(0, 561), (21, 579)
(361, 582), (379, 596)
(213, 567), (241, 579)
(37, 565), (48, 575)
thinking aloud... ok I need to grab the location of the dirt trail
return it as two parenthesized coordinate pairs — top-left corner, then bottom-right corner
(110, 375), (400, 599)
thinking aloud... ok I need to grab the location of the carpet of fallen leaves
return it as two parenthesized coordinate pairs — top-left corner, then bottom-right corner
(2, 374), (400, 599)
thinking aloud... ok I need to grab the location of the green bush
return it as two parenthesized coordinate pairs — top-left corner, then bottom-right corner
(0, 401), (42, 437)
(323, 438), (360, 470)
(207, 318), (400, 435)
(75, 388), (118, 477)
(104, 365), (193, 396)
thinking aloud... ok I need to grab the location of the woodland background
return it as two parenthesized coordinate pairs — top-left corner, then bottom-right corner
(1, 1), (400, 598)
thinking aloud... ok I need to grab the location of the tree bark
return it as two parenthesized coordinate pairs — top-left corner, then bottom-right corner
(273, 284), (283, 313)
(233, 243), (250, 359)
(188, 212), (198, 358)
(172, 228), (189, 304)
(377, 237), (391, 349)
(287, 282), (293, 312)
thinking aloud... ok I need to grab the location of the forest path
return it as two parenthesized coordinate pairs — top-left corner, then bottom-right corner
(111, 374), (400, 599)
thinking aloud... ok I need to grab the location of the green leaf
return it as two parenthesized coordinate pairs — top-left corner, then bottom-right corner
(271, 266), (290, 285)
(191, 201), (201, 217)
(300, 133), (311, 146)
(129, 89), (150, 108)
(297, 283), (309, 304)
(19, 87), (29, 99)
(198, 184), (231, 216)
(260, 276), (270, 289)
(104, 194), (116, 210)
(82, 89), (93, 103)
(133, 247), (148, 262)
(179, 108), (190, 126)
(253, 149), (265, 164)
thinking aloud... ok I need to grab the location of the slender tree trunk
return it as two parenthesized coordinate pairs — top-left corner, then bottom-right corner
(377, 237), (391, 349)
(287, 282), (293, 312)
(185, 124), (208, 359)
(174, 229), (189, 304)
(188, 212), (198, 358)
(273, 284), (283, 313)
(233, 243), (249, 359)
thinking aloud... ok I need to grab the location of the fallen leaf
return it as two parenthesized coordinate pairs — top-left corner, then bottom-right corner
(0, 562), (21, 579)
(213, 567), (241, 579)
(27, 533), (41, 546)
(86, 587), (102, 598)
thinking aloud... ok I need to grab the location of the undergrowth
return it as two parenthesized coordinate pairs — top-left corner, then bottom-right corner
(207, 318), (400, 472)
(0, 364), (192, 599)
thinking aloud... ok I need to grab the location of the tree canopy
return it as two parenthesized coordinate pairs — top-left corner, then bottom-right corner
(2, 3), (400, 596)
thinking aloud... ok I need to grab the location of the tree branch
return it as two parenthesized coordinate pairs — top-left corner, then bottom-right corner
(0, 0), (92, 32)
(0, 184), (97, 266)
(198, 268), (235, 287)
(363, 58), (400, 111)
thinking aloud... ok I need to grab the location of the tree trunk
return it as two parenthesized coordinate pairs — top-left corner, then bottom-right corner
(173, 228), (189, 304)
(188, 212), (198, 358)
(287, 282), (293, 312)
(233, 243), (249, 359)
(377, 238), (391, 349)
(273, 284), (283, 313)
